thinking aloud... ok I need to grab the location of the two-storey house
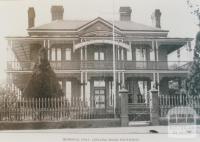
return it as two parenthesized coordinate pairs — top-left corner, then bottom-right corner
(6, 6), (192, 112)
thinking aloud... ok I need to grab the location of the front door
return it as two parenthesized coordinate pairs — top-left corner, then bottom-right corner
(94, 88), (105, 109)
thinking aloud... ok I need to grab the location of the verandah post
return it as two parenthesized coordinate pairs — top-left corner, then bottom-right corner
(150, 88), (159, 125)
(119, 87), (129, 127)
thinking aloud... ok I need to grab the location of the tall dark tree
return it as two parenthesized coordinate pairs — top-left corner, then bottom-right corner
(186, 31), (200, 96)
(23, 47), (64, 98)
(185, 0), (200, 96)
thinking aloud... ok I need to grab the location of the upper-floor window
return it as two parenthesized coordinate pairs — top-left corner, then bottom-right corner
(94, 51), (104, 60)
(65, 48), (71, 60)
(59, 80), (62, 89)
(136, 48), (147, 61)
(150, 48), (155, 61)
(51, 47), (61, 61)
(100, 52), (104, 60)
(51, 48), (56, 61)
(121, 49), (124, 60)
(127, 47), (132, 61)
(57, 48), (62, 61)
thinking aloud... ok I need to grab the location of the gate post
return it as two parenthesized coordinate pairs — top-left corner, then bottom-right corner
(119, 87), (129, 127)
(150, 88), (159, 125)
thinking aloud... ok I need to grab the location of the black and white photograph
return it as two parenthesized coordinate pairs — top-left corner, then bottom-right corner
(0, 0), (200, 141)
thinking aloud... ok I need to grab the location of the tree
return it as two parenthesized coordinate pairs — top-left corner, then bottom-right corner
(186, 31), (200, 96)
(186, 0), (200, 26)
(22, 47), (64, 98)
(185, 0), (200, 96)
(0, 83), (18, 102)
(0, 84), (18, 120)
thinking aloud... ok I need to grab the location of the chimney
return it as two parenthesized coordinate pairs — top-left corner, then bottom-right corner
(151, 9), (161, 28)
(119, 7), (132, 21)
(28, 7), (35, 28)
(51, 5), (64, 21)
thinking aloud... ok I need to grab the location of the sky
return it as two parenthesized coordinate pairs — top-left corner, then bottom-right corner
(0, 0), (199, 82)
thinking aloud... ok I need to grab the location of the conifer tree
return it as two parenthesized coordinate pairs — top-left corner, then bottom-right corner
(186, 31), (200, 96)
(23, 47), (64, 98)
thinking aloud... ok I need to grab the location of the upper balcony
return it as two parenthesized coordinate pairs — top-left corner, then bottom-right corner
(7, 60), (192, 72)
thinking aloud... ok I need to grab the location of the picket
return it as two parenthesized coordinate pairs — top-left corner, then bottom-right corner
(159, 94), (200, 117)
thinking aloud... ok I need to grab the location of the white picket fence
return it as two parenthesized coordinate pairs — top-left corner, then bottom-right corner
(159, 94), (200, 117)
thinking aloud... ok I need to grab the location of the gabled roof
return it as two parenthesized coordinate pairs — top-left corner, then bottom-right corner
(28, 17), (168, 32)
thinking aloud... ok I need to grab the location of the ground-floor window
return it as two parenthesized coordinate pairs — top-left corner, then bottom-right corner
(168, 79), (180, 95)
(66, 81), (71, 102)
(109, 81), (113, 106)
(138, 81), (148, 103)
(85, 81), (90, 107)
(94, 80), (105, 87)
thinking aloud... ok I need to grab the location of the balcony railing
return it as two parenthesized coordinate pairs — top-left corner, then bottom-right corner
(50, 61), (80, 70)
(7, 60), (192, 72)
(123, 61), (192, 70)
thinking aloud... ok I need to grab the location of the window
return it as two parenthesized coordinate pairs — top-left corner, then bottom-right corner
(121, 49), (124, 60)
(99, 52), (104, 60)
(138, 81), (148, 103)
(65, 81), (71, 102)
(109, 81), (113, 106)
(136, 48), (147, 61)
(127, 47), (132, 61)
(150, 48), (155, 61)
(57, 48), (61, 61)
(65, 48), (71, 60)
(51, 47), (61, 61)
(85, 81), (90, 107)
(138, 81), (147, 95)
(51, 48), (56, 61)
(94, 52), (99, 60)
(168, 80), (179, 90)
(94, 51), (104, 60)
(136, 48), (147, 68)
(59, 81), (62, 89)
(94, 80), (105, 87)
(118, 48), (120, 60)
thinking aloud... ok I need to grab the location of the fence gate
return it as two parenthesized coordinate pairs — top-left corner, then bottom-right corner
(128, 103), (150, 122)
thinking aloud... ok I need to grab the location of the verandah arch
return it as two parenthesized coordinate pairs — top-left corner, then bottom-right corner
(73, 39), (131, 51)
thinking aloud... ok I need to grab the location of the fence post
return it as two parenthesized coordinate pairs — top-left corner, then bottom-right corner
(150, 88), (159, 125)
(119, 87), (129, 127)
